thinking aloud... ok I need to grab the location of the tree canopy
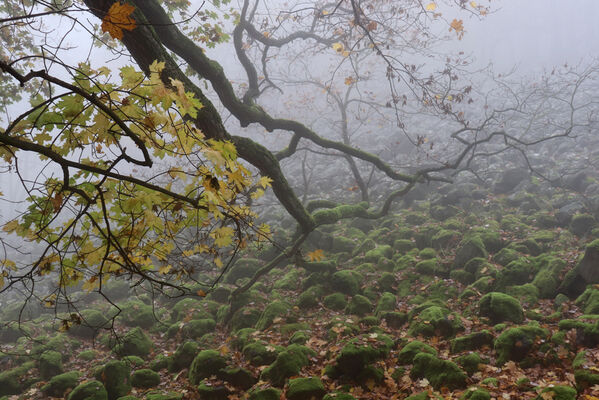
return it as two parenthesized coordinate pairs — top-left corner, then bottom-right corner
(0, 0), (595, 323)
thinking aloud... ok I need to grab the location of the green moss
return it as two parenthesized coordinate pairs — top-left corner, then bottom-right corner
(197, 382), (230, 400)
(505, 284), (539, 305)
(456, 352), (486, 375)
(249, 388), (282, 400)
(181, 318), (216, 339)
(41, 371), (80, 397)
(410, 353), (467, 390)
(532, 258), (566, 298)
(479, 292), (524, 324)
(78, 349), (97, 361)
(329, 334), (393, 379)
(188, 350), (228, 385)
(117, 300), (157, 329)
(298, 286), (324, 309)
(450, 330), (494, 354)
(494, 324), (549, 366)
(346, 295), (373, 316)
(570, 213), (596, 236)
(576, 287), (599, 314)
(229, 308), (261, 332)
(535, 385), (576, 400)
(409, 306), (462, 338)
(170, 298), (211, 322)
(394, 239), (416, 253)
(68, 309), (110, 339)
(481, 377), (498, 387)
(67, 380), (108, 400)
(286, 377), (326, 400)
(323, 392), (356, 400)
(491, 248), (520, 266)
(375, 292), (396, 315)
(575, 369), (599, 390)
(454, 236), (488, 268)
(169, 341), (199, 372)
(331, 270), (360, 295)
(364, 245), (393, 263)
(415, 259), (444, 276)
(468, 276), (494, 294)
(255, 301), (290, 330)
(398, 340), (438, 364)
(495, 258), (535, 289)
(274, 270), (303, 290)
(432, 229), (460, 250)
(113, 327), (153, 358)
(460, 388), (491, 400)
(131, 369), (160, 388)
(242, 341), (279, 366)
(449, 269), (475, 285)
(122, 355), (144, 367)
(224, 258), (262, 284)
(260, 346), (311, 387)
(419, 248), (437, 259)
(94, 360), (131, 400)
(323, 292), (348, 310)
(39, 350), (64, 379)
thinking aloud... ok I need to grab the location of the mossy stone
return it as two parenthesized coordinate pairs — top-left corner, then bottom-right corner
(346, 295), (373, 316)
(323, 293), (347, 310)
(79, 349), (97, 361)
(68, 380), (108, 400)
(410, 353), (467, 390)
(450, 330), (494, 354)
(495, 259), (535, 289)
(256, 301), (290, 330)
(242, 342), (278, 366)
(364, 245), (393, 263)
(150, 354), (169, 371)
(570, 213), (596, 236)
(0, 361), (35, 396)
(409, 306), (462, 338)
(94, 360), (131, 400)
(506, 283), (539, 305)
(479, 292), (524, 324)
(188, 350), (228, 385)
(144, 391), (183, 400)
(574, 369), (599, 390)
(225, 258), (262, 284)
(298, 286), (324, 309)
(535, 386), (576, 400)
(286, 377), (326, 400)
(68, 309), (110, 339)
(415, 259), (444, 276)
(450, 269), (475, 285)
(181, 318), (216, 339)
(41, 371), (80, 397)
(330, 334), (393, 379)
(378, 273), (397, 292)
(323, 393), (356, 400)
(197, 382), (230, 400)
(456, 352), (486, 375)
(460, 388), (491, 400)
(220, 367), (257, 389)
(494, 324), (549, 366)
(113, 327), (153, 358)
(131, 369), (160, 388)
(117, 300), (156, 329)
(375, 292), (396, 315)
(492, 248), (519, 266)
(380, 311), (407, 329)
(454, 236), (487, 268)
(169, 341), (199, 372)
(331, 270), (360, 295)
(39, 350), (64, 379)
(260, 346), (311, 386)
(398, 340), (438, 364)
(248, 388), (282, 400)
(229, 308), (262, 331)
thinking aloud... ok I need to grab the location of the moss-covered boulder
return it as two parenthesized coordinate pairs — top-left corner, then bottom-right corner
(113, 327), (153, 358)
(41, 371), (80, 397)
(248, 388), (282, 400)
(68, 380), (108, 400)
(188, 350), (228, 385)
(409, 306), (462, 338)
(450, 330), (494, 354)
(261, 345), (313, 386)
(460, 388), (491, 400)
(454, 236), (487, 268)
(560, 239), (599, 297)
(117, 300), (156, 329)
(495, 258), (535, 289)
(131, 369), (160, 388)
(415, 259), (445, 276)
(323, 393), (356, 400)
(298, 285), (324, 309)
(456, 352), (486, 375)
(494, 324), (549, 366)
(242, 341), (279, 366)
(197, 382), (230, 400)
(229, 308), (262, 331)
(68, 309), (110, 339)
(534, 386), (576, 400)
(346, 294), (373, 316)
(219, 367), (257, 390)
(478, 292), (524, 324)
(330, 270), (360, 295)
(225, 258), (263, 284)
(169, 341), (199, 372)
(94, 360), (131, 400)
(364, 245), (393, 263)
(181, 318), (216, 339)
(256, 301), (290, 330)
(410, 353), (467, 390)
(39, 350), (64, 379)
(286, 377), (326, 400)
(570, 213), (596, 236)
(398, 340), (438, 364)
(327, 334), (393, 380)
(532, 257), (566, 298)
(375, 292), (396, 315)
(323, 292), (347, 310)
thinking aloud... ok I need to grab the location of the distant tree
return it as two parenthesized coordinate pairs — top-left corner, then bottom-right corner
(0, 0), (595, 326)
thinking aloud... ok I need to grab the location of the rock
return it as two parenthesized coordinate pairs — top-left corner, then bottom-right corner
(328, 334), (393, 380)
(197, 382), (230, 400)
(415, 259), (445, 276)
(570, 213), (596, 236)
(494, 324), (549, 366)
(456, 352), (487, 375)
(532, 258), (566, 298)
(94, 360), (131, 400)
(255, 301), (290, 330)
(346, 295), (373, 316)
(150, 354), (169, 371)
(261, 345), (313, 387)
(169, 341), (199, 372)
(454, 236), (488, 268)
(555, 202), (585, 226)
(534, 385), (576, 400)
(224, 258), (262, 284)
(242, 341), (279, 366)
(39, 350), (64, 379)
(450, 330), (494, 354)
(576, 287), (599, 314)
(188, 350), (228, 385)
(113, 327), (153, 358)
(0, 361), (35, 396)
(219, 367), (257, 390)
(330, 271), (360, 295)
(478, 292), (524, 324)
(131, 369), (160, 388)
(323, 393), (356, 400)
(410, 353), (467, 390)
(181, 318), (216, 339)
(68, 380), (108, 400)
(144, 391), (183, 400)
(494, 168), (529, 194)
(68, 309), (110, 339)
(248, 388), (282, 400)
(409, 306), (463, 338)
(397, 340), (437, 364)
(461, 388), (491, 400)
(117, 300), (156, 329)
(375, 292), (396, 315)
(286, 377), (326, 400)
(323, 293), (347, 310)
(364, 245), (393, 263)
(41, 371), (80, 397)
(560, 239), (599, 297)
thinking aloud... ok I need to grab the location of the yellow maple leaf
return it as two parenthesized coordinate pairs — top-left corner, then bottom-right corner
(344, 76), (355, 85)
(425, 3), (437, 11)
(307, 249), (325, 262)
(332, 42), (344, 53)
(101, 2), (137, 40)
(449, 18), (465, 39)
(470, 1), (478, 7)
